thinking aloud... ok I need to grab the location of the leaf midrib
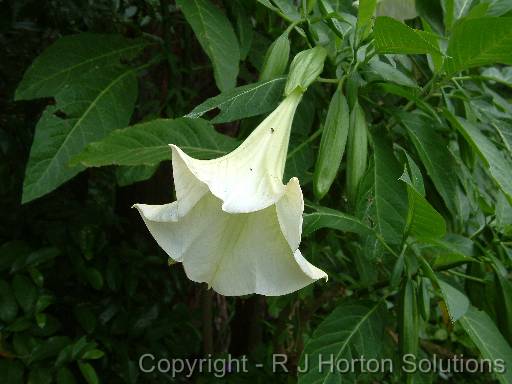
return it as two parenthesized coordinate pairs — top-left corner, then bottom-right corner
(448, 20), (512, 72)
(320, 301), (382, 384)
(30, 68), (135, 190)
(17, 42), (145, 98)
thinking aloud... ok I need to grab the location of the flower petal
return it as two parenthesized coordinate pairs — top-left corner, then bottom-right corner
(169, 91), (302, 214)
(135, 191), (326, 296)
(276, 177), (303, 251)
(133, 202), (185, 261)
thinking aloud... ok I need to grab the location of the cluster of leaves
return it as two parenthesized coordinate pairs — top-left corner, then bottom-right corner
(2, 0), (512, 383)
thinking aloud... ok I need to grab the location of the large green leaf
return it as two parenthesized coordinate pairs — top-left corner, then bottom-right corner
(446, 112), (512, 200)
(442, 0), (475, 30)
(400, 112), (460, 216)
(437, 279), (469, 322)
(444, 17), (512, 74)
(400, 169), (446, 239)
(459, 307), (512, 384)
(373, 16), (442, 55)
(356, 0), (378, 41)
(302, 208), (374, 237)
(176, 0), (240, 92)
(22, 66), (138, 203)
(15, 33), (145, 100)
(73, 118), (238, 167)
(298, 300), (386, 384)
(186, 78), (285, 123)
(372, 131), (407, 247)
(430, 234), (475, 268)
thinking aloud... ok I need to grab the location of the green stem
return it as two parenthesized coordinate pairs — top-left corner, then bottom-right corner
(445, 270), (488, 284)
(317, 77), (339, 84)
(287, 128), (323, 159)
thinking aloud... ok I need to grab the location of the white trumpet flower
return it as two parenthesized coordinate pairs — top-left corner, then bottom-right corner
(134, 90), (327, 296)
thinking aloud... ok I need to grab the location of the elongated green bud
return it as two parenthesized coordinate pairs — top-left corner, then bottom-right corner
(399, 279), (419, 384)
(418, 277), (431, 321)
(313, 88), (349, 199)
(346, 101), (368, 204)
(259, 32), (290, 81)
(284, 46), (327, 96)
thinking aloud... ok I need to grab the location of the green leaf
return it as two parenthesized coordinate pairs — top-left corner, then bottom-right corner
(380, 84), (439, 122)
(357, 0), (378, 40)
(486, 0), (512, 17)
(229, 0), (253, 60)
(444, 17), (512, 74)
(35, 294), (55, 313)
(494, 270), (512, 344)
(459, 307), (512, 384)
(0, 360), (24, 384)
(186, 78), (286, 123)
(73, 118), (238, 167)
(78, 362), (99, 384)
(446, 112), (512, 201)
(82, 349), (105, 360)
(12, 274), (38, 313)
(318, 0), (350, 39)
(373, 16), (443, 55)
(430, 234), (475, 268)
(0, 279), (18, 323)
(85, 268), (103, 290)
(273, 0), (301, 21)
(30, 336), (71, 363)
(366, 57), (417, 88)
(400, 169), (447, 239)
(57, 367), (77, 384)
(438, 279), (469, 322)
(442, 0), (476, 30)
(116, 165), (158, 187)
(372, 130), (408, 247)
(28, 367), (52, 384)
(176, 0), (240, 91)
(302, 208), (374, 237)
(15, 33), (145, 100)
(22, 65), (138, 203)
(298, 300), (386, 384)
(401, 149), (425, 195)
(400, 112), (460, 216)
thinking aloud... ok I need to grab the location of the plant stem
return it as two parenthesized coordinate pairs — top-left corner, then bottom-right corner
(445, 270), (488, 284)
(287, 128), (323, 159)
(317, 77), (339, 84)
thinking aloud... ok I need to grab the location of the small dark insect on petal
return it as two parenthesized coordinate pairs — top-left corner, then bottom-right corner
(270, 128), (275, 133)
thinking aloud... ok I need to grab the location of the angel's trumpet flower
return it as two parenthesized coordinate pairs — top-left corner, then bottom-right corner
(134, 89), (327, 296)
